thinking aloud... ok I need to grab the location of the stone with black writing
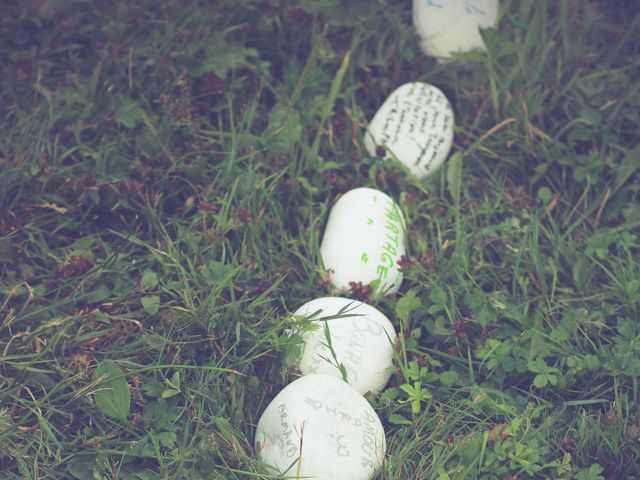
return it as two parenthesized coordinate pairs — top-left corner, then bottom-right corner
(364, 82), (454, 179)
(286, 297), (397, 395)
(413, 0), (499, 59)
(320, 187), (406, 297)
(255, 374), (386, 480)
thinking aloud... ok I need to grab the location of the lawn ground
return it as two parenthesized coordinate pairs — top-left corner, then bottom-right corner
(1, 0), (640, 478)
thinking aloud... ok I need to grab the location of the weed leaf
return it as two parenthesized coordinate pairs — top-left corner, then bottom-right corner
(92, 360), (130, 422)
(141, 295), (160, 315)
(141, 270), (159, 289)
(395, 289), (421, 324)
(115, 99), (143, 129)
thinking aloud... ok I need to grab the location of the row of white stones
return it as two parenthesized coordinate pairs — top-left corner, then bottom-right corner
(253, 2), (499, 478)
(255, 196), (403, 479)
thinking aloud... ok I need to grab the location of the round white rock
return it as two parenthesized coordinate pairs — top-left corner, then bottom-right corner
(320, 187), (406, 297)
(287, 297), (397, 395)
(255, 374), (386, 480)
(413, 0), (499, 59)
(364, 82), (454, 179)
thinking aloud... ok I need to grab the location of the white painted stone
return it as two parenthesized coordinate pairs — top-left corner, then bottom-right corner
(255, 374), (385, 480)
(287, 297), (397, 395)
(364, 82), (454, 179)
(413, 0), (499, 59)
(320, 187), (406, 297)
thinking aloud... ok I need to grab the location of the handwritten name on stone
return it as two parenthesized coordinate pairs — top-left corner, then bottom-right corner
(375, 197), (404, 283)
(277, 404), (298, 458)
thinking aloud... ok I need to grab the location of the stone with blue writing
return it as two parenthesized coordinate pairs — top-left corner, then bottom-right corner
(255, 374), (386, 480)
(286, 297), (397, 395)
(413, 0), (499, 59)
(320, 187), (406, 297)
(364, 82), (454, 179)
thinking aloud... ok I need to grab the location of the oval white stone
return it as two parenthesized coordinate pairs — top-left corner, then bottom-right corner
(320, 187), (406, 297)
(287, 297), (397, 395)
(364, 82), (454, 179)
(255, 374), (386, 480)
(413, 0), (499, 59)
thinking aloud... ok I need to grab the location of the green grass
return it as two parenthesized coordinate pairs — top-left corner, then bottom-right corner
(1, 0), (639, 478)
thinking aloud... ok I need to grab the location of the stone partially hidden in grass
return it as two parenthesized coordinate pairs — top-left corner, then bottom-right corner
(286, 297), (397, 395)
(320, 187), (406, 297)
(364, 82), (454, 179)
(255, 374), (385, 480)
(412, 0), (499, 59)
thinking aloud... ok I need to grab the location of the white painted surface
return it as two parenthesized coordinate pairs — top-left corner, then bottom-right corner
(320, 188), (406, 297)
(287, 297), (397, 395)
(255, 374), (386, 480)
(364, 82), (454, 179)
(413, 0), (499, 59)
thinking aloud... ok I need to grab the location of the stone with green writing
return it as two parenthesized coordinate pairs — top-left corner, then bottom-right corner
(413, 0), (499, 59)
(320, 187), (406, 297)
(255, 374), (386, 480)
(364, 82), (454, 179)
(286, 297), (397, 395)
